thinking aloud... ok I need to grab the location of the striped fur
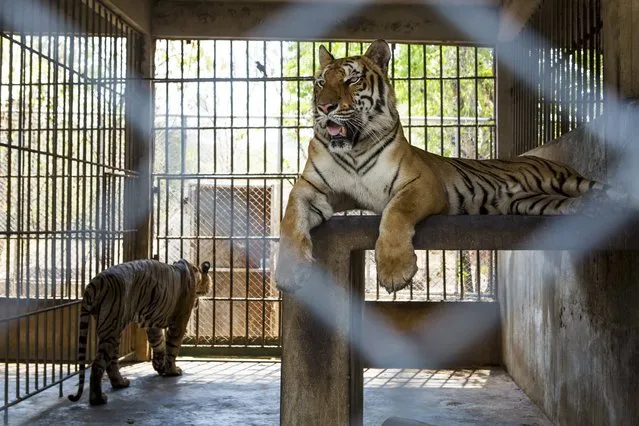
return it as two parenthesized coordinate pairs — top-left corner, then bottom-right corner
(68, 259), (211, 406)
(274, 39), (630, 295)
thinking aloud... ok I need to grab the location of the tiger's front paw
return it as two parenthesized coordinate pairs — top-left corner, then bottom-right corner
(274, 236), (314, 294)
(375, 237), (417, 294)
(162, 363), (183, 377)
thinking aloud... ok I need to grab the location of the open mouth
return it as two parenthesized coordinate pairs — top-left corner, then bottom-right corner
(326, 120), (347, 138)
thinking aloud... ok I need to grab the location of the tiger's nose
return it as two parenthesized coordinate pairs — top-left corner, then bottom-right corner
(318, 103), (337, 114)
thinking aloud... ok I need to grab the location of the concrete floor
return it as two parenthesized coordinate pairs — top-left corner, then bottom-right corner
(4, 360), (550, 426)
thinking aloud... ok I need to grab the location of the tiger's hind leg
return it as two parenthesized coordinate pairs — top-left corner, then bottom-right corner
(106, 335), (130, 390)
(89, 339), (117, 405)
(162, 321), (188, 377)
(146, 327), (166, 375)
(508, 190), (628, 216)
(90, 305), (125, 405)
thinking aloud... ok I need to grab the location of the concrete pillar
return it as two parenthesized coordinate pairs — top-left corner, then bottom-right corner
(124, 32), (155, 362)
(602, 0), (639, 195)
(602, 0), (639, 99)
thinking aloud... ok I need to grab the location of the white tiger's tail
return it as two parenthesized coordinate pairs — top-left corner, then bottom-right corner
(68, 284), (95, 402)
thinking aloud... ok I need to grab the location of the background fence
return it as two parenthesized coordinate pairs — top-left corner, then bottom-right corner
(152, 39), (497, 353)
(511, 0), (603, 155)
(0, 0), (141, 411)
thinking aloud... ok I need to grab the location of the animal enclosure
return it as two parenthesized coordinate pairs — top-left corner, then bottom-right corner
(152, 39), (498, 353)
(1, 0), (501, 405)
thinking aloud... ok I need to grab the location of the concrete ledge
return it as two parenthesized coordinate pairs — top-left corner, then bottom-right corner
(311, 214), (639, 251)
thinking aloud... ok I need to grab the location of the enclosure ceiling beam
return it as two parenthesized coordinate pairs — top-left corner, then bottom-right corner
(151, 1), (499, 42)
(100, 0), (152, 34)
(496, 0), (541, 41)
(0, 0), (150, 35)
(157, 0), (499, 3)
(1, 0), (124, 36)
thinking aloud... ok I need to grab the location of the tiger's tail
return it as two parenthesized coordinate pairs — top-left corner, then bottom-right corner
(68, 283), (95, 402)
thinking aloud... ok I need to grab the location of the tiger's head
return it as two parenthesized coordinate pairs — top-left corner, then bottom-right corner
(313, 39), (397, 153)
(177, 259), (212, 296)
(194, 261), (212, 295)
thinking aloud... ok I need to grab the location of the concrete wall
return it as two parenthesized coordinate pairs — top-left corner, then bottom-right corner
(151, 1), (498, 41)
(104, 0), (152, 34)
(498, 108), (639, 424)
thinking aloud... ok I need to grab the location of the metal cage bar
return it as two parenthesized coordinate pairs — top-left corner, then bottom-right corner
(152, 40), (497, 353)
(0, 0), (142, 412)
(511, 0), (603, 155)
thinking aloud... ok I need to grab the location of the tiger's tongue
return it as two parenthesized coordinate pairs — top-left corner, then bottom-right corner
(327, 122), (346, 137)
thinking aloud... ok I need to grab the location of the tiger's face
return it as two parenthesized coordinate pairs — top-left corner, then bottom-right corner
(179, 260), (212, 295)
(194, 261), (212, 295)
(313, 39), (396, 153)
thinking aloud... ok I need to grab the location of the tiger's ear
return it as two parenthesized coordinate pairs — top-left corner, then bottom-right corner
(364, 39), (391, 74)
(319, 45), (334, 69)
(201, 261), (211, 274)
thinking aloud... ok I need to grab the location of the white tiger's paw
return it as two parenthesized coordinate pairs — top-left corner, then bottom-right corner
(375, 239), (418, 294)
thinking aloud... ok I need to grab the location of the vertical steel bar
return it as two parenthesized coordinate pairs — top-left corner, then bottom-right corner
(195, 40), (201, 347)
(51, 0), (61, 390)
(15, 4), (27, 399)
(65, 0), (77, 382)
(164, 40), (170, 264)
(278, 40), (284, 346)
(212, 39), (218, 348)
(407, 44), (413, 300)
(474, 47), (481, 300)
(245, 40), (250, 345)
(6, 0), (17, 401)
(422, 44), (431, 300)
(439, 44), (446, 300)
(229, 40), (235, 347)
(0, 2), (7, 412)
(43, 0), (54, 386)
(24, 6), (38, 395)
(261, 40), (267, 347)
(456, 46), (463, 300)
(180, 40), (185, 259)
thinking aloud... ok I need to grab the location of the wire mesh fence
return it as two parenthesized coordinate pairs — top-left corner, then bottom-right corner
(0, 0), (141, 411)
(152, 39), (497, 352)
